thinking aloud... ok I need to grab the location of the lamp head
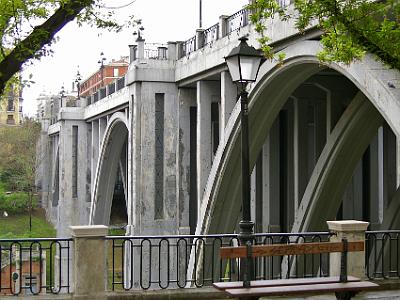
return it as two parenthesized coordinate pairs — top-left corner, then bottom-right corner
(225, 37), (263, 88)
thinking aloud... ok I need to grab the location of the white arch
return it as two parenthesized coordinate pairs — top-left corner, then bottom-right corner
(196, 40), (400, 235)
(89, 112), (129, 225)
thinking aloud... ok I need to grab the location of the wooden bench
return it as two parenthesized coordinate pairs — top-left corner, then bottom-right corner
(213, 239), (378, 300)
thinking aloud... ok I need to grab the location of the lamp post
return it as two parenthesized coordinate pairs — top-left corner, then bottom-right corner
(225, 36), (263, 284)
(60, 84), (65, 108)
(98, 52), (106, 87)
(75, 69), (82, 98)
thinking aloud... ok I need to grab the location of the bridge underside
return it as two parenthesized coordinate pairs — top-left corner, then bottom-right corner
(197, 41), (400, 235)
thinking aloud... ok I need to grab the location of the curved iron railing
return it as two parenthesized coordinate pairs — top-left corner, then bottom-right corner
(366, 230), (400, 280)
(0, 238), (72, 296)
(203, 23), (219, 46)
(182, 36), (196, 57)
(107, 232), (332, 291)
(226, 9), (249, 35)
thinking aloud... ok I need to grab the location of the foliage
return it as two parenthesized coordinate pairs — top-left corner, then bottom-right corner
(247, 0), (400, 68)
(0, 190), (37, 215)
(0, 0), (136, 96)
(0, 119), (41, 193)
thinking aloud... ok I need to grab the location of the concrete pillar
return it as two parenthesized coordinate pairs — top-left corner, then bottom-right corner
(219, 15), (229, 38)
(196, 29), (205, 50)
(129, 44), (137, 63)
(327, 220), (369, 279)
(99, 117), (107, 149)
(177, 88), (196, 234)
(196, 81), (219, 207)
(220, 71), (237, 143)
(91, 120), (99, 190)
(137, 38), (145, 59)
(262, 119), (281, 232)
(70, 225), (107, 299)
(167, 42), (177, 60)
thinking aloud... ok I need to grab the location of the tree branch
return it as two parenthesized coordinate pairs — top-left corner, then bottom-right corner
(0, 0), (94, 95)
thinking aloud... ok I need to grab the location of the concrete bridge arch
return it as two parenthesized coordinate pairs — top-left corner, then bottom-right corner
(89, 112), (129, 226)
(196, 40), (400, 235)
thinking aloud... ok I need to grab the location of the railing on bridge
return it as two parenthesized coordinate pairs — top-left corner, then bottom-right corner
(3, 229), (400, 296)
(144, 43), (168, 60)
(226, 9), (249, 35)
(203, 23), (219, 46)
(181, 36), (196, 57)
(107, 232), (332, 290)
(0, 238), (72, 296)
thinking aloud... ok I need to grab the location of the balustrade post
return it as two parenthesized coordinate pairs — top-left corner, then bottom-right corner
(136, 38), (145, 59)
(167, 41), (177, 60)
(219, 15), (229, 38)
(129, 44), (137, 63)
(176, 41), (183, 59)
(327, 220), (369, 279)
(70, 225), (108, 299)
(196, 29), (205, 50)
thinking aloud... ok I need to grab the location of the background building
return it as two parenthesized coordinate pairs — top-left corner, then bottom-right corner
(0, 83), (23, 125)
(79, 56), (129, 97)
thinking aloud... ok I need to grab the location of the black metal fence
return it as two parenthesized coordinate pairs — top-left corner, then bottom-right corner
(203, 23), (219, 46)
(107, 232), (332, 291)
(0, 238), (72, 296)
(366, 230), (400, 279)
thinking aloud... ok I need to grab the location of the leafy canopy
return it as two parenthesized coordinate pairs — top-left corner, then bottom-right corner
(247, 0), (400, 69)
(0, 0), (136, 96)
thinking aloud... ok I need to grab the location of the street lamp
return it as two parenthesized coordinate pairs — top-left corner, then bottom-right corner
(98, 52), (106, 87)
(225, 36), (263, 284)
(75, 68), (82, 98)
(60, 84), (65, 108)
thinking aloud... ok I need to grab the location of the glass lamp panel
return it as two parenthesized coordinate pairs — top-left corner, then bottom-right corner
(239, 56), (262, 82)
(226, 55), (241, 82)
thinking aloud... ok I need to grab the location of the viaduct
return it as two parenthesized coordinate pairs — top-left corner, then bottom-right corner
(36, 3), (400, 241)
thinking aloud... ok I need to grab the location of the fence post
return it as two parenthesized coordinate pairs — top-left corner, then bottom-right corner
(70, 225), (108, 299)
(219, 15), (229, 38)
(196, 29), (205, 50)
(327, 220), (369, 279)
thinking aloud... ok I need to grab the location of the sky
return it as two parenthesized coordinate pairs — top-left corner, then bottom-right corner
(22, 0), (248, 116)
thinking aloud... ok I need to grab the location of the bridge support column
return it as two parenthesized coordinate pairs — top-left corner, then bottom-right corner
(196, 81), (220, 208)
(177, 88), (196, 234)
(91, 120), (99, 190)
(220, 71), (237, 144)
(99, 117), (107, 149)
(327, 220), (369, 279)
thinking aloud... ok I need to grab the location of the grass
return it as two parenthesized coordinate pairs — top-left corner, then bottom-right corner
(0, 209), (56, 239)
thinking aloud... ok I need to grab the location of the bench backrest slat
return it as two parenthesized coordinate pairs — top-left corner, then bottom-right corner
(220, 241), (364, 259)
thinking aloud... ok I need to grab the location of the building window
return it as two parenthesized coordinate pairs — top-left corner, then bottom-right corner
(154, 93), (164, 219)
(7, 98), (14, 112)
(6, 115), (15, 125)
(72, 126), (78, 198)
(113, 68), (119, 77)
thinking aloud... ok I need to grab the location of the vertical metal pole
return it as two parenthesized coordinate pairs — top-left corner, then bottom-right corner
(199, 0), (202, 28)
(239, 89), (254, 283)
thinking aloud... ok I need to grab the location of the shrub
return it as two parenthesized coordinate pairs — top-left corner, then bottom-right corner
(0, 192), (37, 215)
